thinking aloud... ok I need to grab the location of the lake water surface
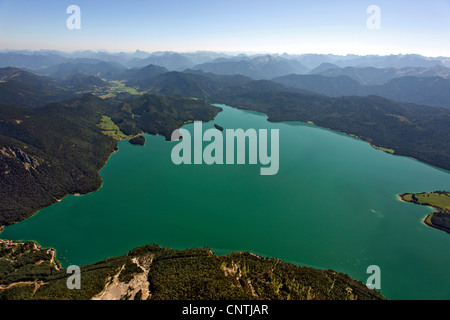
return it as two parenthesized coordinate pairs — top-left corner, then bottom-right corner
(3, 104), (450, 299)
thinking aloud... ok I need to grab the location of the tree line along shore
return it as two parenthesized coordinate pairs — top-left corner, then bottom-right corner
(399, 191), (450, 234)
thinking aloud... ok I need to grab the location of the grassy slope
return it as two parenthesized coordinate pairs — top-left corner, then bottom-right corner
(413, 192), (450, 210)
(97, 80), (141, 99)
(399, 191), (450, 233)
(97, 115), (132, 140)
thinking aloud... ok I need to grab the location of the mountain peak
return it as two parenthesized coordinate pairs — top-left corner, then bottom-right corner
(309, 63), (340, 74)
(252, 55), (279, 63)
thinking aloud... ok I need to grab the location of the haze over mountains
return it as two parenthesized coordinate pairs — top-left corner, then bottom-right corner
(309, 64), (450, 84)
(1, 50), (450, 109)
(273, 72), (450, 109)
(0, 50), (449, 113)
(1, 50), (450, 71)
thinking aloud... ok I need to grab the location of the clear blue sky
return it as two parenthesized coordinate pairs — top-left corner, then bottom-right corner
(0, 0), (449, 56)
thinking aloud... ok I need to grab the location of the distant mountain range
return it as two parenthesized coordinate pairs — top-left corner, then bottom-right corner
(0, 67), (74, 108)
(191, 55), (309, 79)
(1, 50), (450, 182)
(273, 73), (450, 109)
(282, 53), (449, 69)
(0, 67), (110, 108)
(31, 61), (127, 80)
(309, 63), (450, 85)
(2, 55), (450, 110)
(1, 50), (449, 74)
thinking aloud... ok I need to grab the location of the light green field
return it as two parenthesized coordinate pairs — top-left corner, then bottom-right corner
(74, 80), (142, 98)
(347, 134), (395, 154)
(401, 193), (414, 202)
(371, 144), (395, 154)
(97, 115), (131, 140)
(98, 80), (141, 99)
(414, 192), (450, 210)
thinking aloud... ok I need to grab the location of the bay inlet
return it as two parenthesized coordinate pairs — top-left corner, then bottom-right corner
(3, 104), (450, 300)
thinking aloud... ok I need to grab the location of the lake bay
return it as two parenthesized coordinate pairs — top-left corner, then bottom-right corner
(3, 104), (450, 300)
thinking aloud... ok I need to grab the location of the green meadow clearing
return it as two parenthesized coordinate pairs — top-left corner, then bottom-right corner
(98, 115), (132, 140)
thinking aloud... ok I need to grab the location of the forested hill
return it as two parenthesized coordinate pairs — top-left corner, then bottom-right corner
(0, 94), (221, 227)
(212, 88), (450, 171)
(0, 101), (117, 226)
(0, 241), (385, 300)
(107, 94), (222, 139)
(273, 74), (450, 109)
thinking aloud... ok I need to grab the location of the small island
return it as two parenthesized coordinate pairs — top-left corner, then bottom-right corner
(214, 124), (224, 132)
(399, 191), (450, 234)
(129, 135), (146, 146)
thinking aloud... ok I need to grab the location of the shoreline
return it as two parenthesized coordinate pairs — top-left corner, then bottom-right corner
(0, 143), (120, 230)
(220, 103), (450, 173)
(167, 105), (224, 143)
(397, 192), (450, 234)
(2, 106), (223, 228)
(3, 103), (449, 233)
(397, 194), (432, 228)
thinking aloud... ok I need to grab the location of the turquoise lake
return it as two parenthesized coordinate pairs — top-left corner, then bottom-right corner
(2, 104), (450, 300)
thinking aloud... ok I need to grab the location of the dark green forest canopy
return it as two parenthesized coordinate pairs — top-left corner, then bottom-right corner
(108, 94), (221, 139)
(0, 101), (117, 226)
(129, 135), (146, 146)
(399, 192), (450, 234)
(0, 94), (221, 226)
(211, 89), (450, 171)
(0, 241), (385, 300)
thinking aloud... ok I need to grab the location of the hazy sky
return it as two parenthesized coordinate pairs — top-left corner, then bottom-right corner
(0, 0), (449, 56)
